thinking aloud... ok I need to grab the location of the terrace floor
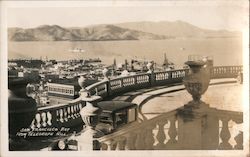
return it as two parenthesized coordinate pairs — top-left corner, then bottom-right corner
(111, 78), (243, 117)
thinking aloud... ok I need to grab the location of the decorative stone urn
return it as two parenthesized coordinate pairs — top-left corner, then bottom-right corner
(178, 58), (220, 150)
(102, 67), (109, 81)
(147, 61), (154, 73)
(78, 75), (90, 97)
(77, 96), (103, 150)
(183, 60), (210, 108)
(80, 101), (102, 132)
(77, 75), (103, 150)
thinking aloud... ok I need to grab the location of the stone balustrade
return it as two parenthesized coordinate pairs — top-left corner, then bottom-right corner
(97, 110), (178, 150)
(215, 110), (243, 150)
(96, 108), (243, 150)
(29, 66), (243, 136)
(30, 97), (85, 129)
(86, 69), (189, 99)
(86, 66), (242, 99)
(211, 66), (243, 79)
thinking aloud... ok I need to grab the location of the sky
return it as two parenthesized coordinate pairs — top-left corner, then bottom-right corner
(6, 1), (249, 31)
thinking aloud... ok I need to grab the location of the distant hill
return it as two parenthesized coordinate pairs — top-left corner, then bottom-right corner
(8, 24), (167, 41)
(116, 21), (241, 38)
(8, 21), (241, 41)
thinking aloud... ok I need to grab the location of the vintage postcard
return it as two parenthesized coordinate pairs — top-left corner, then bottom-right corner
(0, 0), (249, 157)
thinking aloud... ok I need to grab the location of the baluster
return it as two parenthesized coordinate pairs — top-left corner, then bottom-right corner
(56, 110), (60, 122)
(115, 136), (126, 150)
(159, 73), (162, 80)
(167, 116), (177, 144)
(102, 84), (106, 93)
(134, 76), (137, 85)
(144, 124), (155, 150)
(124, 133), (136, 150)
(156, 121), (167, 149)
(166, 116), (178, 149)
(35, 113), (41, 128)
(120, 79), (124, 87)
(219, 117), (232, 149)
(183, 71), (185, 77)
(176, 71), (179, 78)
(139, 76), (142, 83)
(59, 109), (64, 123)
(232, 67), (236, 74)
(71, 106), (75, 119)
(234, 131), (243, 149)
(64, 108), (68, 122)
(123, 79), (126, 87)
(74, 105), (78, 117)
(30, 119), (35, 129)
(95, 88), (98, 96)
(134, 130), (146, 150)
(47, 111), (52, 126)
(67, 106), (71, 119)
(41, 112), (47, 127)
(76, 104), (80, 117)
(100, 142), (107, 150)
(105, 140), (115, 150)
(79, 103), (83, 110)
(171, 72), (175, 78)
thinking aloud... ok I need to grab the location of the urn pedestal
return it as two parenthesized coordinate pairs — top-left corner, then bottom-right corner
(77, 96), (103, 150)
(177, 59), (219, 149)
(77, 76), (103, 150)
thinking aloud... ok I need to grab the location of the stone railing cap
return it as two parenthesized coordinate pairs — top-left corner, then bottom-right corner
(81, 95), (102, 102)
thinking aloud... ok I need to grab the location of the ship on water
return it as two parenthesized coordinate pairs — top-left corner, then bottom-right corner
(68, 48), (85, 53)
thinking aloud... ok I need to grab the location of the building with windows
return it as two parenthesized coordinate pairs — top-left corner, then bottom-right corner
(47, 77), (98, 105)
(47, 79), (81, 105)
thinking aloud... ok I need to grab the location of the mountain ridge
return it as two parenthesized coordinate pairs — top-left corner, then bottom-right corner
(8, 21), (241, 41)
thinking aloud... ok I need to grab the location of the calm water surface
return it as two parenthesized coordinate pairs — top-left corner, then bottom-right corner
(8, 38), (242, 67)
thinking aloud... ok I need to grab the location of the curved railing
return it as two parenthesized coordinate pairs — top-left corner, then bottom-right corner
(31, 97), (85, 129)
(96, 108), (243, 150)
(31, 66), (242, 130)
(211, 66), (243, 79)
(86, 69), (188, 99)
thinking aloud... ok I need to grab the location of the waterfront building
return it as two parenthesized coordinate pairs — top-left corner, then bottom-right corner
(47, 77), (98, 105)
(47, 78), (81, 105)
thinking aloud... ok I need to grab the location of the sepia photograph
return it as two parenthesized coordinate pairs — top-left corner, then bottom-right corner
(0, 0), (249, 157)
